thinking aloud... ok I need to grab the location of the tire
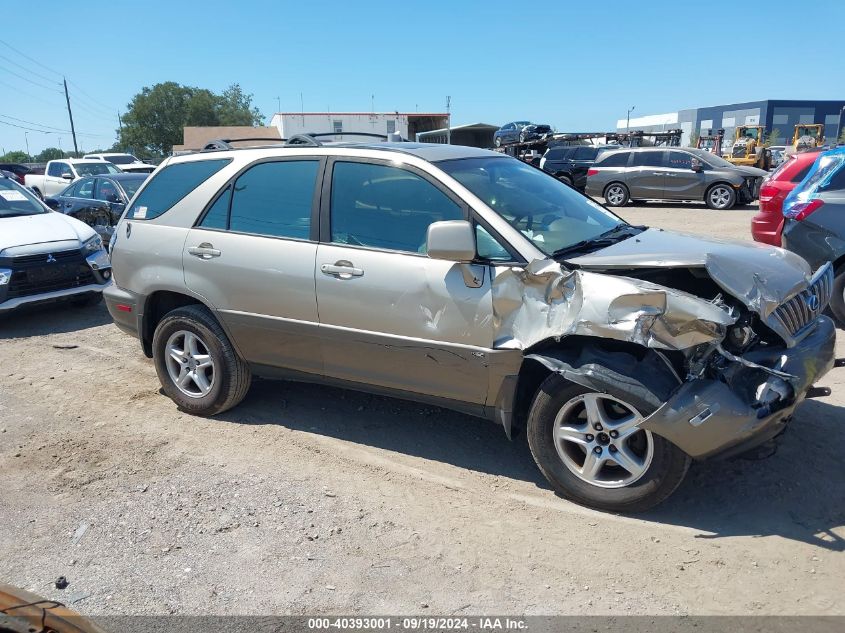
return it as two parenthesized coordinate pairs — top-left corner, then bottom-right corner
(829, 265), (845, 328)
(603, 183), (630, 207)
(32, 188), (43, 200)
(494, 136), (502, 148)
(526, 374), (691, 513)
(705, 183), (736, 210)
(152, 304), (251, 416)
(557, 175), (574, 188)
(70, 292), (103, 307)
(519, 131), (526, 143)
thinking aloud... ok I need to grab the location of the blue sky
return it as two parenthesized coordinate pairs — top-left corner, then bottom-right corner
(2, 0), (843, 155)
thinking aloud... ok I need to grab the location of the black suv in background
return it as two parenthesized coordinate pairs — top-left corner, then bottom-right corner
(539, 145), (617, 191)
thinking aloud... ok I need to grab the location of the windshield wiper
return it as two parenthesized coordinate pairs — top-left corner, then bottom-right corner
(551, 223), (644, 259)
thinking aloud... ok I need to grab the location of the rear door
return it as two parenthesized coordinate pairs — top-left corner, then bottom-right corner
(663, 151), (707, 200)
(182, 157), (325, 375)
(626, 151), (666, 199)
(569, 146), (599, 189)
(314, 158), (495, 408)
(45, 161), (72, 196)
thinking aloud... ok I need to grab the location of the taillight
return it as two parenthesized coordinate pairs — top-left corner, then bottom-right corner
(16, 175), (26, 185)
(587, 168), (599, 177)
(784, 198), (824, 221)
(758, 184), (778, 202)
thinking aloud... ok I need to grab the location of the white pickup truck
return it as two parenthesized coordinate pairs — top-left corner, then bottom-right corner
(24, 159), (122, 199)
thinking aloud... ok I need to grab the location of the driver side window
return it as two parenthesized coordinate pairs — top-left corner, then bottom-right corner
(330, 161), (463, 254)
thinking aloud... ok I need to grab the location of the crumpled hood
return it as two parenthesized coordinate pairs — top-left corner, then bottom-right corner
(568, 228), (813, 318)
(0, 212), (93, 254)
(728, 165), (768, 178)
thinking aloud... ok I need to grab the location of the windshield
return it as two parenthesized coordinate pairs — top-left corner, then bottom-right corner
(0, 178), (48, 217)
(696, 151), (736, 169)
(438, 156), (624, 255)
(76, 162), (122, 176)
(119, 177), (147, 198)
(101, 154), (138, 165)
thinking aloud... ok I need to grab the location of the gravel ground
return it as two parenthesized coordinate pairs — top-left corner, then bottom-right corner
(1, 201), (843, 617)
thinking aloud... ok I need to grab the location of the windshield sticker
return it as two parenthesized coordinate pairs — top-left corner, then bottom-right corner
(0, 189), (28, 202)
(134, 206), (148, 219)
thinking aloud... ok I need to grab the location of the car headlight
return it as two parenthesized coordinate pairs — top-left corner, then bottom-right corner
(0, 268), (11, 286)
(82, 234), (103, 255)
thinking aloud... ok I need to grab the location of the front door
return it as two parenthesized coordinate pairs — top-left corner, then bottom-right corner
(626, 151), (666, 200)
(663, 150), (707, 200)
(183, 158), (324, 374)
(314, 159), (494, 408)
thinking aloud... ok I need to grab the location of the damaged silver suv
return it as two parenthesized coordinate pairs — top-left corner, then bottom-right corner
(105, 139), (836, 512)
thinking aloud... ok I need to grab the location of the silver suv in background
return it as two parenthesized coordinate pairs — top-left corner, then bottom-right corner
(585, 147), (767, 209)
(105, 139), (835, 512)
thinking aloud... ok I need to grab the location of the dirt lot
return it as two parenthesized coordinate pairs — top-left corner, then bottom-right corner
(1, 202), (843, 616)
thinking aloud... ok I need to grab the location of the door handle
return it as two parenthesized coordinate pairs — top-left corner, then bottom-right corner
(187, 242), (221, 259)
(321, 260), (363, 279)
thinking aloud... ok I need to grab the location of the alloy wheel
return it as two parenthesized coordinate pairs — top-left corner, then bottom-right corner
(709, 186), (732, 209)
(553, 393), (654, 488)
(606, 185), (626, 206)
(165, 330), (215, 398)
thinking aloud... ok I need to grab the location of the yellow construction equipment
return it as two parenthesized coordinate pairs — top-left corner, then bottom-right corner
(791, 124), (825, 152)
(726, 125), (770, 169)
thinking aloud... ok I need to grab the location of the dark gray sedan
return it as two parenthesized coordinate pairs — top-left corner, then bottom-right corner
(585, 147), (767, 210)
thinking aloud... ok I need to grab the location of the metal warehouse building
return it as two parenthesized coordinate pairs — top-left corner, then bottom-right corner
(618, 100), (845, 148)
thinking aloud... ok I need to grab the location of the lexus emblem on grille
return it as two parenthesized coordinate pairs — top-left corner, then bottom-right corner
(46, 254), (57, 264)
(806, 295), (820, 311)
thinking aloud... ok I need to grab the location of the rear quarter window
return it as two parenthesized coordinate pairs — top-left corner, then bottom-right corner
(128, 158), (230, 220)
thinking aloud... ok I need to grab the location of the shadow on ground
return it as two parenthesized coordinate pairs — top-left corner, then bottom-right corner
(0, 301), (112, 339)
(217, 378), (845, 550)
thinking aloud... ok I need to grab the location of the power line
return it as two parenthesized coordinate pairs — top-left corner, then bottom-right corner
(0, 78), (65, 108)
(0, 39), (64, 78)
(66, 79), (118, 114)
(0, 64), (63, 93)
(0, 52), (60, 84)
(0, 114), (114, 139)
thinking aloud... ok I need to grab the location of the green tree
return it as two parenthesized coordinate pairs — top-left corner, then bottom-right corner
(839, 127), (845, 145)
(217, 84), (263, 126)
(120, 81), (265, 157)
(688, 131), (700, 148)
(35, 147), (66, 162)
(0, 150), (30, 163)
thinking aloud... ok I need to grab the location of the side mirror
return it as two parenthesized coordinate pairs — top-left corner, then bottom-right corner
(44, 197), (60, 210)
(61, 172), (74, 180)
(426, 220), (476, 263)
(691, 159), (703, 172)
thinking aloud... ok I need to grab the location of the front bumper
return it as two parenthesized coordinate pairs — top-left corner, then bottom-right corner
(641, 316), (837, 459)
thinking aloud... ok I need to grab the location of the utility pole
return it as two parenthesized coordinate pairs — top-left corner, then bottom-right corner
(63, 77), (79, 157)
(446, 96), (451, 145)
(24, 132), (30, 159)
(626, 105), (636, 147)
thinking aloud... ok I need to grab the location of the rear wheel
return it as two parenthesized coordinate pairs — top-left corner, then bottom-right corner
(705, 184), (736, 210)
(557, 174), (574, 188)
(494, 136), (502, 148)
(152, 305), (251, 416)
(527, 374), (690, 512)
(603, 183), (630, 206)
(519, 131), (526, 143)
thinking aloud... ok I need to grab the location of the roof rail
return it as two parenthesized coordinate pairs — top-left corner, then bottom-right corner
(200, 137), (287, 152)
(285, 134), (322, 146)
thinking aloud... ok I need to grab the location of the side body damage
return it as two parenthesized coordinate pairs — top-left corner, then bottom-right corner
(490, 254), (836, 459)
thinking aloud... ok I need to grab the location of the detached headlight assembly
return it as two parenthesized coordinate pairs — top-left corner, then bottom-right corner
(82, 235), (104, 255)
(0, 268), (11, 286)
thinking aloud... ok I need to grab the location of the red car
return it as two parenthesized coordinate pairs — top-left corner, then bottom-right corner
(751, 150), (821, 245)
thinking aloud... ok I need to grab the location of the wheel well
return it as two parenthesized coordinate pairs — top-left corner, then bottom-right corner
(510, 336), (682, 433)
(603, 181), (628, 196)
(141, 291), (202, 357)
(705, 181), (734, 195)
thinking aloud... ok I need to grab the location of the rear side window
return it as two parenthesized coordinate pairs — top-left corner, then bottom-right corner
(573, 147), (598, 160)
(227, 160), (318, 239)
(545, 147), (573, 161)
(128, 158), (230, 220)
(330, 161), (463, 253)
(791, 162), (813, 183)
(632, 151), (664, 167)
(597, 152), (630, 167)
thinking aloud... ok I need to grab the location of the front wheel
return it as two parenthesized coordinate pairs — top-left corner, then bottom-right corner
(527, 375), (690, 512)
(152, 305), (251, 416)
(494, 136), (502, 148)
(705, 184), (736, 210)
(829, 265), (845, 328)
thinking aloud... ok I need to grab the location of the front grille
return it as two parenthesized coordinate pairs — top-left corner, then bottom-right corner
(772, 263), (834, 337)
(5, 250), (96, 299)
